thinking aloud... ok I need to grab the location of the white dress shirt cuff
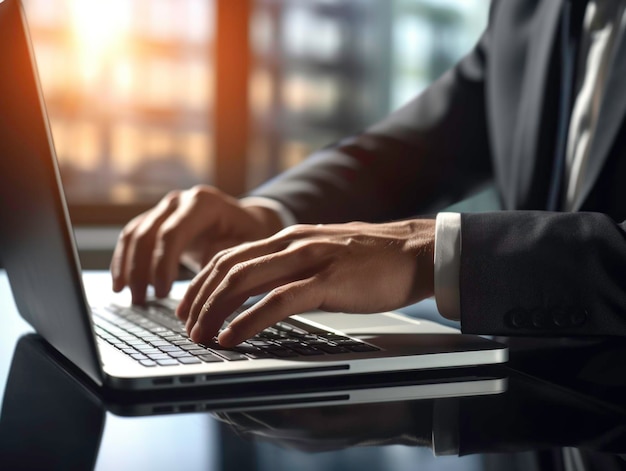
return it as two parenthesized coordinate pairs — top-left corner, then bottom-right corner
(239, 196), (297, 229)
(434, 212), (461, 321)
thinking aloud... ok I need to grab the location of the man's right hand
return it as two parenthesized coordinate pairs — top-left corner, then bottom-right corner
(110, 185), (283, 305)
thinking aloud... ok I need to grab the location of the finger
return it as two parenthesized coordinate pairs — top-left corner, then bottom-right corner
(189, 291), (250, 344)
(111, 214), (145, 292)
(187, 246), (326, 342)
(179, 236), (244, 274)
(182, 237), (297, 332)
(125, 194), (180, 304)
(176, 247), (235, 321)
(183, 247), (254, 331)
(179, 225), (318, 325)
(215, 278), (322, 347)
(150, 193), (216, 298)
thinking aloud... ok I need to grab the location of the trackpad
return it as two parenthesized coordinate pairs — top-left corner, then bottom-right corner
(298, 312), (459, 335)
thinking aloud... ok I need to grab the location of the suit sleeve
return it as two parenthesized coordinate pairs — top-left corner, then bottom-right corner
(248, 18), (495, 224)
(460, 211), (626, 336)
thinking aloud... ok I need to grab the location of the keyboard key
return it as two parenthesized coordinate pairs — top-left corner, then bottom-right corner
(234, 345), (263, 355)
(158, 345), (184, 353)
(135, 346), (160, 353)
(275, 322), (294, 332)
(147, 353), (171, 361)
(197, 354), (224, 363)
(156, 359), (179, 366)
(291, 346), (324, 356)
(244, 351), (275, 359)
(316, 344), (350, 354)
(269, 348), (299, 358)
(180, 344), (207, 352)
(178, 357), (202, 365)
(273, 338), (300, 346)
(247, 340), (275, 348)
(139, 360), (157, 367)
(318, 332), (346, 340)
(169, 351), (193, 358)
(153, 329), (173, 338)
(212, 350), (249, 361)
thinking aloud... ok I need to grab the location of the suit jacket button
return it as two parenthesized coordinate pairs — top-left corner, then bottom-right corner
(531, 309), (547, 328)
(508, 309), (527, 328)
(570, 309), (587, 326)
(552, 308), (570, 327)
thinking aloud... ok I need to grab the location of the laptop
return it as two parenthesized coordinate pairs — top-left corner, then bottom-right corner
(0, 0), (507, 391)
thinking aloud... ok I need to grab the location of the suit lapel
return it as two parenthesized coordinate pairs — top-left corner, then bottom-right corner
(572, 12), (626, 211)
(508, 0), (563, 210)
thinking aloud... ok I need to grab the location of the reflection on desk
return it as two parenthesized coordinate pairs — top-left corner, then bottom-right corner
(2, 334), (626, 470)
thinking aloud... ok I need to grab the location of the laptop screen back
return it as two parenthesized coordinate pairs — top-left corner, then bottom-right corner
(0, 0), (103, 385)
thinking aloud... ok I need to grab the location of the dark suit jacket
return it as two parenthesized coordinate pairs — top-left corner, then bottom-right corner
(251, 0), (626, 337)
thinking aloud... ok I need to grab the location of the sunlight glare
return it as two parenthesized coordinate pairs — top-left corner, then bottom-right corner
(69, 0), (131, 85)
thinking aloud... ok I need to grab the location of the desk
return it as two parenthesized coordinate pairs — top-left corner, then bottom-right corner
(1, 271), (626, 471)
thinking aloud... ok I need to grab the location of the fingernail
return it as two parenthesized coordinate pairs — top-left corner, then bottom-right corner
(218, 327), (236, 347)
(189, 324), (203, 343)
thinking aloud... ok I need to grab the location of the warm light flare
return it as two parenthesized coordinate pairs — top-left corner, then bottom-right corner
(68, 0), (131, 84)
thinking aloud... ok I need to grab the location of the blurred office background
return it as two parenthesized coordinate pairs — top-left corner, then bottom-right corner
(21, 0), (488, 265)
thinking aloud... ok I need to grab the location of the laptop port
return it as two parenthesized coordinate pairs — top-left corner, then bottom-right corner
(153, 377), (173, 385)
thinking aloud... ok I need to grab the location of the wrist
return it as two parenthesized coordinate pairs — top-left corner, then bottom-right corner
(399, 219), (436, 301)
(243, 205), (284, 238)
(416, 219), (436, 300)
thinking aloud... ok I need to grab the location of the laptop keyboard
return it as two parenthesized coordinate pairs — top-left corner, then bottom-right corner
(92, 301), (379, 367)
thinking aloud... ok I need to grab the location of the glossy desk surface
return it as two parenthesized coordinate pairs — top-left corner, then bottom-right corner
(1, 271), (626, 471)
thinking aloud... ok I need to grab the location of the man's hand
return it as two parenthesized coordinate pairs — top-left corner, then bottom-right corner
(110, 185), (283, 305)
(176, 219), (436, 347)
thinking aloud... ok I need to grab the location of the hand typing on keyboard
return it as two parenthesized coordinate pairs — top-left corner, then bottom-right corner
(176, 220), (435, 348)
(110, 186), (436, 349)
(110, 185), (283, 305)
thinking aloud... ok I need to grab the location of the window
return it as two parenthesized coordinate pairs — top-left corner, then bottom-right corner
(248, 0), (487, 187)
(24, 0), (214, 222)
(23, 0), (487, 224)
